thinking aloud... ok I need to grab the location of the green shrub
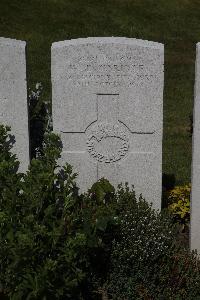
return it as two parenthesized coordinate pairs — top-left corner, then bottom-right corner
(106, 187), (200, 299)
(0, 125), (84, 299)
(28, 82), (52, 158)
(0, 125), (119, 299)
(1, 124), (200, 300)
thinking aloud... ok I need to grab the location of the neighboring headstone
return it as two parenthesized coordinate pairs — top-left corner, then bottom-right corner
(52, 37), (164, 208)
(191, 42), (200, 253)
(0, 37), (29, 172)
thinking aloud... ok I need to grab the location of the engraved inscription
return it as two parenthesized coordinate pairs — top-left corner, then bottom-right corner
(65, 63), (156, 87)
(63, 45), (159, 88)
(86, 123), (129, 163)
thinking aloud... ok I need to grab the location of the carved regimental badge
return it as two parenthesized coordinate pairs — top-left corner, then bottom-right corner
(86, 122), (130, 163)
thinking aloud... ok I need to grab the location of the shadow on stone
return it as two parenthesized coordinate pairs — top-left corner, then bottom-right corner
(6, 133), (16, 148)
(162, 173), (176, 209)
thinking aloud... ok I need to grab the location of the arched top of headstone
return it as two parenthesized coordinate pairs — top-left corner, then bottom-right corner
(0, 37), (26, 48)
(52, 37), (164, 51)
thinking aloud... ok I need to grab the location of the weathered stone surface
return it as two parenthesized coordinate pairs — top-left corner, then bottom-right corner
(191, 43), (200, 253)
(52, 37), (164, 208)
(0, 37), (29, 172)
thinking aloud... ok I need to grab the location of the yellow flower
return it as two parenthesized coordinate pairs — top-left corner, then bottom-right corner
(167, 184), (190, 223)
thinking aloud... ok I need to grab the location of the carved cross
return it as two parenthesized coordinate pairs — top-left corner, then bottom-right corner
(60, 93), (155, 183)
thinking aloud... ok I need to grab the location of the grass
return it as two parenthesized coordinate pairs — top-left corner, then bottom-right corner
(0, 0), (199, 186)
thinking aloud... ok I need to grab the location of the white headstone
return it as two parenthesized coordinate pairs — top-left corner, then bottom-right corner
(52, 37), (164, 208)
(190, 42), (200, 253)
(0, 37), (29, 172)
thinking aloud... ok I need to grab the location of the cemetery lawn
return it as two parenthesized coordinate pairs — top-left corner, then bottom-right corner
(0, 0), (199, 186)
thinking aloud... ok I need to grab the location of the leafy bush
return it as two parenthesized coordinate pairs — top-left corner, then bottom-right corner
(28, 83), (52, 158)
(106, 187), (200, 299)
(1, 125), (82, 299)
(167, 184), (190, 227)
(1, 124), (200, 300)
(0, 125), (119, 299)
